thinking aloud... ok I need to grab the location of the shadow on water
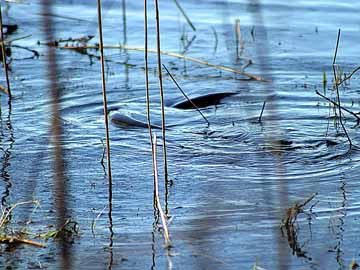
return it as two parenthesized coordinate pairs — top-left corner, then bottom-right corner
(107, 185), (114, 270)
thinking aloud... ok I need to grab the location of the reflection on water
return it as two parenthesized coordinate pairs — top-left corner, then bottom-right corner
(0, 0), (359, 269)
(0, 101), (13, 208)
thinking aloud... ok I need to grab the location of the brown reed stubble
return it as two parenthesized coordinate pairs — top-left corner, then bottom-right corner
(41, 0), (70, 268)
(96, 0), (114, 237)
(0, 4), (11, 96)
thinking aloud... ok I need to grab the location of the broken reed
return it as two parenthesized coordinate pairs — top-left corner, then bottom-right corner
(0, 4), (11, 96)
(152, 134), (171, 247)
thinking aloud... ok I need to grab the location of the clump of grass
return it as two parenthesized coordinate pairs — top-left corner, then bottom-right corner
(0, 200), (45, 248)
(37, 219), (79, 243)
(0, 200), (39, 228)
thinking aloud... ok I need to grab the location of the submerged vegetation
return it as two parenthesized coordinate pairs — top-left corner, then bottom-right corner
(0, 200), (78, 249)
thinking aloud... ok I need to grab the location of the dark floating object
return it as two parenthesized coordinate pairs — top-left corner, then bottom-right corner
(3, 24), (18, 35)
(110, 92), (236, 129)
(325, 139), (339, 147)
(171, 92), (236, 109)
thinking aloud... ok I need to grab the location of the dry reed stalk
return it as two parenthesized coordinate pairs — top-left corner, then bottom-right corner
(332, 29), (352, 149)
(0, 237), (46, 248)
(0, 200), (38, 228)
(56, 44), (266, 81)
(144, 0), (155, 170)
(152, 134), (171, 247)
(162, 64), (210, 127)
(0, 4), (11, 96)
(154, 0), (169, 186)
(96, 0), (113, 197)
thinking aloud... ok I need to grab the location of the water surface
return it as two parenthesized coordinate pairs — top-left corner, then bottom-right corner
(0, 0), (360, 269)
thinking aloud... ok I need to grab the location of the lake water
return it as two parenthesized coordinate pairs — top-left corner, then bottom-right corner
(1, 0), (360, 269)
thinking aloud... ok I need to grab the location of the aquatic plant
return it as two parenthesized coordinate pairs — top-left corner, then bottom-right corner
(37, 219), (79, 243)
(332, 29), (352, 149)
(0, 200), (45, 248)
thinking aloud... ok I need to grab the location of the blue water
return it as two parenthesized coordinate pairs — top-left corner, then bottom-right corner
(0, 0), (359, 269)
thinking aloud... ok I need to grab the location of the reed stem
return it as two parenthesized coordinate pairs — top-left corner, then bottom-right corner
(96, 0), (113, 224)
(173, 0), (196, 32)
(0, 4), (11, 96)
(315, 90), (360, 124)
(55, 44), (266, 81)
(152, 134), (171, 247)
(332, 29), (352, 149)
(163, 64), (210, 127)
(258, 100), (266, 123)
(144, 0), (156, 177)
(154, 0), (169, 191)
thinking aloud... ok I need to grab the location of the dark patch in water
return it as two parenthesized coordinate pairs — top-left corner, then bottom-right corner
(171, 92), (237, 109)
